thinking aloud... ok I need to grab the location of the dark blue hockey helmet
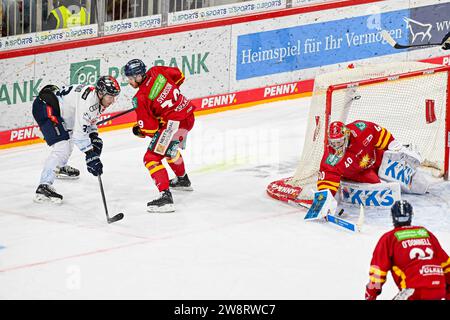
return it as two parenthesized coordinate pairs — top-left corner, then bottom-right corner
(391, 200), (413, 227)
(123, 59), (147, 78)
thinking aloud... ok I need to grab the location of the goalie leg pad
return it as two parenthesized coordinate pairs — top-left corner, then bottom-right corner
(378, 150), (428, 194)
(339, 180), (401, 209)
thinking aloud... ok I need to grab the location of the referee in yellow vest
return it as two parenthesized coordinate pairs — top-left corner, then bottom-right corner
(43, 0), (90, 30)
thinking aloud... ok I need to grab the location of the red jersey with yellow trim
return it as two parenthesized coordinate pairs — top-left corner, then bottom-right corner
(133, 66), (196, 137)
(317, 120), (395, 195)
(366, 226), (450, 299)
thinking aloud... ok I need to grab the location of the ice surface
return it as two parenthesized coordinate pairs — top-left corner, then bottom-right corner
(0, 98), (449, 299)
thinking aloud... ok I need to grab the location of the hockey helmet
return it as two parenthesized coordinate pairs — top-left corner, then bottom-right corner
(328, 121), (349, 156)
(96, 76), (121, 97)
(123, 59), (147, 78)
(391, 200), (413, 227)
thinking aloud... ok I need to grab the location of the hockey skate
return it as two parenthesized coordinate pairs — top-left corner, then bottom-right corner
(34, 184), (63, 204)
(55, 165), (80, 179)
(169, 174), (193, 191)
(147, 189), (175, 213)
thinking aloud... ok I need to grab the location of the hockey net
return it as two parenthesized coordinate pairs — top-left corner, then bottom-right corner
(267, 62), (450, 206)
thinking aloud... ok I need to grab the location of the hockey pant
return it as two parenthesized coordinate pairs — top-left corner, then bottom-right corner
(32, 97), (74, 185)
(32, 97), (70, 146)
(143, 115), (194, 192)
(39, 140), (74, 185)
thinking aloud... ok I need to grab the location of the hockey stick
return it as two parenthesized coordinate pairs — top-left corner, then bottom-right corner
(98, 175), (124, 224)
(96, 107), (135, 126)
(381, 30), (443, 49)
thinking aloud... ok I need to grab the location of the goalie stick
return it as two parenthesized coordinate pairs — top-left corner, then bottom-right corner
(381, 30), (443, 49)
(98, 175), (124, 224)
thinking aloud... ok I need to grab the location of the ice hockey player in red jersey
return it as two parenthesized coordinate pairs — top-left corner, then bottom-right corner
(365, 200), (450, 300)
(317, 120), (395, 195)
(123, 59), (196, 213)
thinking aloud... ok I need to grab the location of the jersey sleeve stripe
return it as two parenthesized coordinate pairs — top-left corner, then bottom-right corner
(318, 180), (340, 187)
(141, 128), (158, 135)
(175, 72), (185, 85)
(379, 131), (391, 150)
(369, 276), (386, 283)
(392, 266), (407, 289)
(375, 128), (386, 148)
(441, 257), (450, 268)
(317, 183), (338, 192)
(370, 266), (388, 276)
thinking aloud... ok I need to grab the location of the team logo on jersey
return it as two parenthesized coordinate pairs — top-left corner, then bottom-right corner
(70, 60), (100, 85)
(359, 154), (374, 169)
(326, 154), (340, 166)
(354, 122), (367, 131)
(132, 97), (138, 109)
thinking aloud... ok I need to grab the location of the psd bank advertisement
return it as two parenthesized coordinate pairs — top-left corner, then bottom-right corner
(236, 2), (450, 80)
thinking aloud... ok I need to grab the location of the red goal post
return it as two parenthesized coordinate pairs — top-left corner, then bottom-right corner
(267, 62), (450, 207)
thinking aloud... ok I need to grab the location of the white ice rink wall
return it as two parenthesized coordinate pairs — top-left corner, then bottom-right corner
(0, 0), (450, 147)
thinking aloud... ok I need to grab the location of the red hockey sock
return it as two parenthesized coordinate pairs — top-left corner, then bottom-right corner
(144, 152), (170, 192)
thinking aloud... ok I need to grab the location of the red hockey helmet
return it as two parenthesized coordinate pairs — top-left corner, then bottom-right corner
(328, 121), (349, 156)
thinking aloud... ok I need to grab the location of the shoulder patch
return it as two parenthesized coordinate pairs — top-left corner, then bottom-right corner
(148, 74), (167, 101)
(81, 87), (92, 100)
(325, 154), (340, 166)
(394, 228), (429, 241)
(132, 97), (138, 109)
(354, 121), (367, 131)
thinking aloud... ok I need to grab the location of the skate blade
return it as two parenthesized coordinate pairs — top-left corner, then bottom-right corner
(34, 194), (63, 204)
(55, 174), (80, 180)
(147, 204), (175, 213)
(170, 186), (194, 191)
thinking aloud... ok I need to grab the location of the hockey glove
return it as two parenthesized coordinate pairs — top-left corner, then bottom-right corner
(89, 132), (103, 156)
(442, 31), (450, 50)
(85, 150), (103, 176)
(132, 124), (145, 138)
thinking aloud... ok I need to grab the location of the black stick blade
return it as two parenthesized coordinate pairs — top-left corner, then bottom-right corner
(108, 213), (124, 224)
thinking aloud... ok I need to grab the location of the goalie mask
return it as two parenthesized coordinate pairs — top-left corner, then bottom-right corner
(328, 121), (349, 157)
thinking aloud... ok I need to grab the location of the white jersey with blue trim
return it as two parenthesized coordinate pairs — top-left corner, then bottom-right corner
(56, 84), (102, 153)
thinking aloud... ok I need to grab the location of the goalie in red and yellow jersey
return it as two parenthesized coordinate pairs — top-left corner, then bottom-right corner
(123, 59), (196, 213)
(365, 200), (450, 300)
(317, 120), (395, 195)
